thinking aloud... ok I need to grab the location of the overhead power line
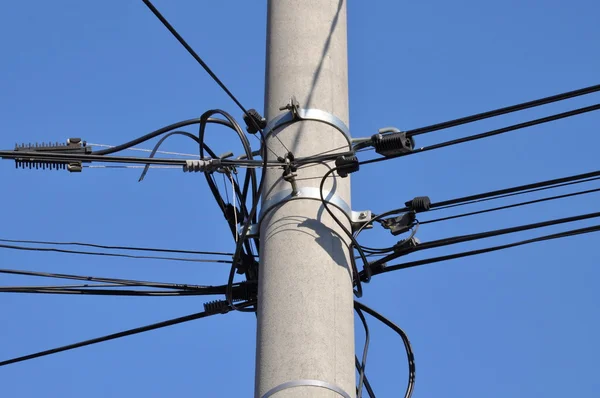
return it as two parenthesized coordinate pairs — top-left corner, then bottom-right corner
(360, 103), (600, 166)
(0, 268), (214, 290)
(0, 243), (232, 264)
(421, 186), (600, 224)
(406, 83), (600, 137)
(367, 224), (600, 277)
(0, 238), (234, 257)
(374, 210), (600, 266)
(0, 300), (255, 367)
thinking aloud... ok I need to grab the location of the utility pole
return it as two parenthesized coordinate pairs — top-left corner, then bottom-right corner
(256, 1), (355, 397)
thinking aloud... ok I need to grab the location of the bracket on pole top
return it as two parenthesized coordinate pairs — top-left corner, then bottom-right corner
(278, 96), (301, 119)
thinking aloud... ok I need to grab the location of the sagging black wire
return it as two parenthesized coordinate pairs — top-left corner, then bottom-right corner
(355, 357), (376, 398)
(359, 103), (600, 166)
(0, 268), (213, 290)
(92, 117), (231, 156)
(384, 169), (600, 216)
(355, 306), (370, 398)
(354, 301), (415, 398)
(405, 83), (600, 137)
(320, 167), (366, 296)
(0, 243), (231, 264)
(0, 238), (235, 257)
(0, 300), (256, 367)
(370, 224), (600, 277)
(371, 210), (600, 267)
(0, 287), (222, 296)
(421, 186), (600, 225)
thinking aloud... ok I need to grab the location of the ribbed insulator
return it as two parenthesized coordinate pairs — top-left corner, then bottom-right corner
(203, 300), (230, 314)
(14, 160), (67, 170)
(372, 132), (413, 157)
(407, 196), (431, 212)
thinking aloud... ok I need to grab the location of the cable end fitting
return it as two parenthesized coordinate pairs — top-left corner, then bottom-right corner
(405, 196), (431, 212)
(203, 300), (231, 315)
(335, 155), (359, 178)
(243, 109), (267, 134)
(371, 127), (414, 157)
(382, 212), (416, 236)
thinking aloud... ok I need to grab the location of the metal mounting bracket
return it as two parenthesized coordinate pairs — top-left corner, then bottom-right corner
(240, 187), (372, 238)
(264, 107), (352, 149)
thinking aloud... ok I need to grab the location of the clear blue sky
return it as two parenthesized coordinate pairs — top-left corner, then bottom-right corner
(1, 1), (599, 396)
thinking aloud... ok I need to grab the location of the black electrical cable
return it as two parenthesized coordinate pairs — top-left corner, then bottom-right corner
(370, 224), (600, 277)
(406, 83), (600, 137)
(0, 243), (232, 264)
(141, 0), (264, 137)
(320, 167), (365, 295)
(421, 186), (600, 225)
(0, 300), (255, 367)
(355, 306), (370, 398)
(226, 131), (269, 312)
(384, 169), (600, 216)
(372, 210), (600, 267)
(0, 268), (213, 290)
(354, 301), (415, 398)
(360, 103), (600, 166)
(0, 287), (222, 296)
(0, 239), (234, 257)
(92, 117), (232, 156)
(355, 357), (377, 398)
(0, 150), (275, 167)
(195, 114), (258, 287)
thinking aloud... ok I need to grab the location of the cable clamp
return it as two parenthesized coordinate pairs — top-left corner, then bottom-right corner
(335, 154), (359, 177)
(371, 127), (415, 157)
(264, 102), (352, 150)
(381, 212), (416, 236)
(240, 187), (372, 238)
(182, 158), (223, 173)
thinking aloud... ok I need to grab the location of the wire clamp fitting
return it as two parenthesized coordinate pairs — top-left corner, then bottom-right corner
(239, 187), (372, 238)
(279, 152), (299, 196)
(265, 100), (352, 150)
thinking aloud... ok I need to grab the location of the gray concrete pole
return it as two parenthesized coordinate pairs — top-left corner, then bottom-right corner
(255, 0), (355, 397)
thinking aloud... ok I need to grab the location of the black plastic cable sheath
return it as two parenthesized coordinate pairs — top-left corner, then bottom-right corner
(360, 104), (600, 166)
(374, 211), (600, 266)
(0, 268), (211, 290)
(422, 186), (600, 224)
(354, 301), (415, 398)
(93, 117), (232, 155)
(0, 243), (232, 263)
(0, 300), (255, 367)
(406, 83), (600, 137)
(0, 238), (234, 257)
(355, 306), (370, 398)
(375, 224), (600, 276)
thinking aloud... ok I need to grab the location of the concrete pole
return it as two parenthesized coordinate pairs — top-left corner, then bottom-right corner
(255, 1), (355, 397)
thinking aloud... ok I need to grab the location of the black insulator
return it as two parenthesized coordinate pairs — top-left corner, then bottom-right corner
(405, 196), (431, 212)
(371, 132), (414, 157)
(244, 109), (267, 134)
(335, 155), (359, 178)
(203, 300), (231, 315)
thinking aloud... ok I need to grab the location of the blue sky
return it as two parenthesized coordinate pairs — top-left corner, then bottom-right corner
(1, 1), (599, 396)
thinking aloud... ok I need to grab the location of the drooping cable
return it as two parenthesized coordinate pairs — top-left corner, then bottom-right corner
(405, 83), (600, 137)
(0, 238), (234, 257)
(421, 186), (600, 225)
(355, 357), (376, 398)
(369, 224), (600, 277)
(355, 306), (370, 398)
(372, 211), (600, 267)
(354, 301), (415, 398)
(320, 167), (365, 296)
(0, 300), (255, 367)
(360, 104), (600, 166)
(0, 243), (232, 264)
(383, 169), (600, 217)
